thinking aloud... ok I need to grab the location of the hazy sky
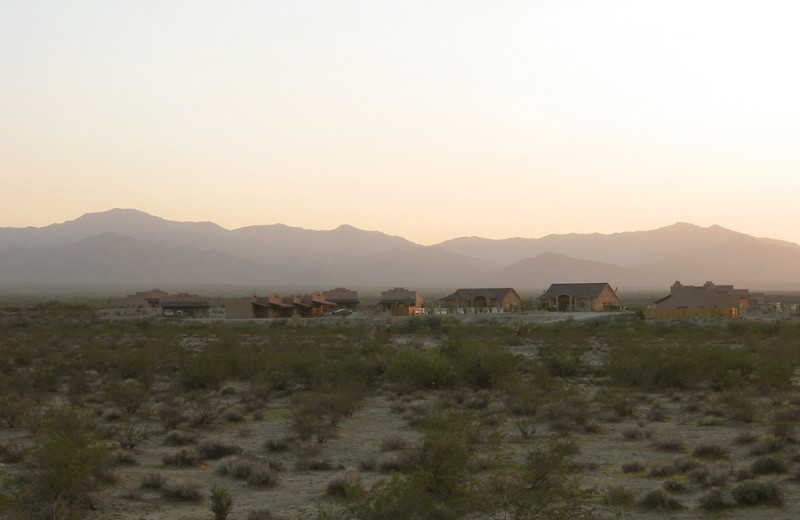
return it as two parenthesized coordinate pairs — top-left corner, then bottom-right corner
(2, 1), (799, 245)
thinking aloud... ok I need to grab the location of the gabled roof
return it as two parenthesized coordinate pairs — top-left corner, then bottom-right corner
(542, 283), (614, 299)
(440, 288), (519, 302)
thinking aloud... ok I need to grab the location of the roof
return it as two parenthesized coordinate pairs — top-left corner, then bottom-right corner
(440, 288), (518, 302)
(160, 301), (210, 308)
(379, 298), (417, 305)
(325, 298), (360, 303)
(542, 283), (614, 299)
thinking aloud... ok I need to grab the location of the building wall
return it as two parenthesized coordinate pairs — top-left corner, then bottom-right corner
(225, 297), (254, 319)
(657, 282), (750, 311)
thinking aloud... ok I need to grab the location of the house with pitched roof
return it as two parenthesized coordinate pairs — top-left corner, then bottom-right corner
(323, 288), (360, 312)
(539, 283), (619, 312)
(225, 291), (336, 319)
(440, 288), (522, 311)
(159, 292), (210, 317)
(378, 287), (424, 316)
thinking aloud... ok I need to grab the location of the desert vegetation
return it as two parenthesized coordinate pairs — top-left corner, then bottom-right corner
(1, 302), (800, 519)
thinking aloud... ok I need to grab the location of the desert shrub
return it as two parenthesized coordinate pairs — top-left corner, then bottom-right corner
(263, 436), (291, 452)
(326, 470), (362, 499)
(160, 479), (203, 501)
(662, 479), (687, 493)
(164, 429), (197, 446)
(723, 392), (757, 422)
(9, 407), (110, 520)
(440, 339), (516, 388)
(653, 436), (685, 452)
(163, 448), (203, 467)
(210, 483), (233, 520)
(750, 434), (784, 455)
(0, 441), (23, 463)
(648, 462), (676, 478)
(197, 439), (242, 460)
(140, 472), (165, 490)
(622, 427), (649, 441)
(751, 456), (788, 475)
(112, 417), (152, 449)
(378, 451), (416, 472)
(380, 435), (410, 451)
(217, 456), (280, 487)
(597, 390), (636, 417)
(220, 408), (245, 423)
(604, 485), (635, 508)
(621, 460), (646, 473)
(699, 488), (728, 511)
(538, 345), (581, 377)
(384, 347), (454, 391)
(692, 443), (728, 459)
(639, 489), (683, 511)
(731, 480), (783, 506)
(106, 380), (150, 414)
(109, 449), (138, 466)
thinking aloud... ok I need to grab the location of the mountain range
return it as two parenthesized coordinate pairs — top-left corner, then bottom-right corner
(1, 209), (798, 291)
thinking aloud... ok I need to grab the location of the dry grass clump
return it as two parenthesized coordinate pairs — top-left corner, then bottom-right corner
(160, 478), (204, 502)
(164, 429), (197, 446)
(0, 441), (24, 463)
(380, 435), (410, 451)
(692, 443), (728, 459)
(109, 449), (138, 466)
(751, 456), (788, 475)
(140, 472), (165, 490)
(219, 408), (245, 423)
(662, 479), (687, 493)
(699, 488), (728, 511)
(653, 435), (685, 452)
(604, 485), (635, 508)
(639, 489), (683, 511)
(325, 470), (362, 499)
(294, 457), (339, 471)
(731, 480), (783, 506)
(263, 436), (292, 453)
(217, 455), (280, 487)
(621, 460), (646, 473)
(162, 447), (203, 467)
(196, 438), (242, 460)
(749, 434), (783, 455)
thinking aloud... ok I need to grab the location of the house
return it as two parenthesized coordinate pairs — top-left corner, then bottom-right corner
(119, 288), (168, 309)
(159, 293), (210, 317)
(298, 291), (337, 317)
(440, 288), (522, 311)
(378, 287), (424, 316)
(539, 283), (619, 312)
(225, 291), (337, 319)
(323, 288), (360, 312)
(225, 293), (293, 319)
(653, 281), (753, 312)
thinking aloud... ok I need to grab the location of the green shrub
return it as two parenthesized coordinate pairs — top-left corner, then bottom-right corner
(384, 347), (453, 391)
(731, 480), (783, 506)
(639, 489), (682, 511)
(751, 456), (788, 475)
(210, 483), (233, 520)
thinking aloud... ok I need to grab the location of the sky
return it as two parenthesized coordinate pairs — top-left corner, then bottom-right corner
(2, 0), (799, 245)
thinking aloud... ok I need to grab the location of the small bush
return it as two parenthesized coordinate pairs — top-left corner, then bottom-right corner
(160, 479), (203, 501)
(731, 480), (783, 506)
(639, 489), (683, 511)
(604, 485), (635, 508)
(164, 430), (197, 446)
(140, 472), (165, 490)
(326, 470), (362, 499)
(162, 448), (203, 467)
(210, 483), (233, 520)
(648, 462), (676, 478)
(692, 443), (728, 459)
(380, 435), (410, 451)
(751, 456), (788, 475)
(216, 456), (280, 487)
(654, 436), (685, 452)
(662, 479), (687, 493)
(263, 437), (291, 452)
(247, 510), (273, 520)
(621, 460), (646, 473)
(699, 488), (728, 511)
(197, 439), (242, 460)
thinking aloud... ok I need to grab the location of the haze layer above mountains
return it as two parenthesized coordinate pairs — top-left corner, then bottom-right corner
(1, 209), (798, 290)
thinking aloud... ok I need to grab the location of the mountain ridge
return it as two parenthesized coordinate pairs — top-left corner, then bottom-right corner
(1, 209), (799, 291)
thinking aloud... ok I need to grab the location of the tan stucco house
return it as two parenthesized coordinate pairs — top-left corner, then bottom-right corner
(539, 283), (619, 312)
